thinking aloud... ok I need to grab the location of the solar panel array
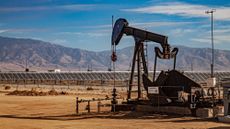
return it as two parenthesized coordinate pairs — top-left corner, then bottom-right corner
(0, 71), (230, 82)
(184, 71), (230, 82)
(0, 72), (130, 81)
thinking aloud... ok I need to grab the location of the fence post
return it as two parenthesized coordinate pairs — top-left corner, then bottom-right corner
(16, 81), (19, 91)
(158, 87), (160, 112)
(76, 97), (79, 114)
(24, 79), (26, 88)
(37, 80), (40, 88)
(98, 100), (101, 113)
(87, 101), (90, 113)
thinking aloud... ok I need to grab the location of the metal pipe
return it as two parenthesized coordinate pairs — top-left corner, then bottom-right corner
(205, 9), (216, 78)
(76, 97), (79, 114)
(137, 44), (141, 99)
(211, 12), (214, 78)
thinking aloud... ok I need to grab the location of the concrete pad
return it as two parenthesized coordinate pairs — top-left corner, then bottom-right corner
(196, 107), (224, 118)
(218, 115), (230, 123)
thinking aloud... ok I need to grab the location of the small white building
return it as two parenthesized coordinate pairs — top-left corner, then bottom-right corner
(48, 69), (61, 73)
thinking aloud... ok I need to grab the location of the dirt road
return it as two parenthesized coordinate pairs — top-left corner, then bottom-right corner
(0, 91), (229, 129)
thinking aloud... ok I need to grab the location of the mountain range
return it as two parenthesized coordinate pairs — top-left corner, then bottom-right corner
(0, 36), (230, 72)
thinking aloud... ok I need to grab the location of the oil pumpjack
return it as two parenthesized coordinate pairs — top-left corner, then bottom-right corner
(111, 18), (202, 107)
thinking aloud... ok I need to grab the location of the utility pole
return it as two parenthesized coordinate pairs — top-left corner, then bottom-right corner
(205, 9), (216, 78)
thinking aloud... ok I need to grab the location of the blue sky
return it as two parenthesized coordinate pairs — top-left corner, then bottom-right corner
(0, 0), (230, 51)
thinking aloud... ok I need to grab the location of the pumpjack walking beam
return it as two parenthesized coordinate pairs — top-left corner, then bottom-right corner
(111, 18), (178, 100)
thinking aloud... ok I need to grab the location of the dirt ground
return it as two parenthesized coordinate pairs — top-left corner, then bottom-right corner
(0, 85), (229, 129)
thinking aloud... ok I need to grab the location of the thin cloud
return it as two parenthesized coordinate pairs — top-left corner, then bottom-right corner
(130, 21), (196, 28)
(122, 2), (230, 21)
(181, 23), (230, 45)
(77, 24), (112, 29)
(59, 4), (97, 11)
(7, 28), (48, 33)
(212, 26), (230, 39)
(191, 38), (210, 44)
(56, 31), (110, 38)
(191, 34), (230, 44)
(170, 28), (194, 36)
(53, 39), (67, 44)
(214, 28), (230, 33)
(0, 28), (49, 34)
(0, 29), (9, 33)
(0, 4), (97, 12)
(215, 35), (230, 43)
(76, 32), (110, 37)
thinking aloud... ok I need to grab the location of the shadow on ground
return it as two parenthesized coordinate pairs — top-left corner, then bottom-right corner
(0, 111), (222, 123)
(208, 127), (230, 129)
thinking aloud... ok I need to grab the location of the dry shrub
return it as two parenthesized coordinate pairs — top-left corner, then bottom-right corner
(48, 89), (58, 95)
(7, 89), (47, 96)
(7, 88), (69, 96)
(4, 86), (11, 90)
(60, 91), (69, 95)
(86, 87), (94, 90)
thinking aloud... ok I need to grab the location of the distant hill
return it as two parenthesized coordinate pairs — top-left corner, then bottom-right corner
(0, 36), (230, 71)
